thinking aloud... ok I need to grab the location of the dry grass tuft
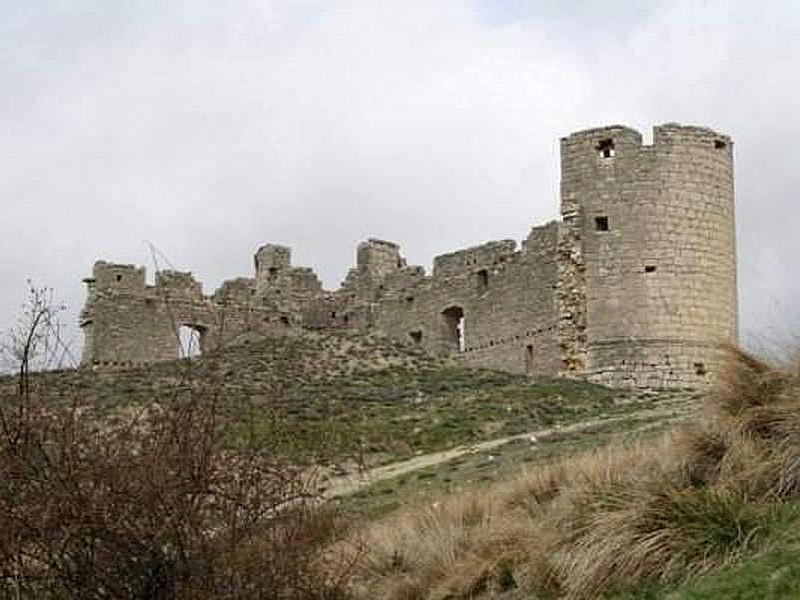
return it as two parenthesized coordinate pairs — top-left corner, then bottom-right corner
(343, 348), (800, 599)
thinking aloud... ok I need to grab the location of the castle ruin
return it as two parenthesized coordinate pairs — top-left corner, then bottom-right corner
(80, 123), (738, 388)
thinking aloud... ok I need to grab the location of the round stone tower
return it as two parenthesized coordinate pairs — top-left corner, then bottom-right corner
(559, 123), (738, 387)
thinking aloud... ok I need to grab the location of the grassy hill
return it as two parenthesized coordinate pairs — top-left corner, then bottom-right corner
(12, 330), (773, 599)
(340, 349), (800, 599)
(2, 331), (688, 466)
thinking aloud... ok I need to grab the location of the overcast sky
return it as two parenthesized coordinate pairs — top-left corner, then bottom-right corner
(2, 0), (799, 360)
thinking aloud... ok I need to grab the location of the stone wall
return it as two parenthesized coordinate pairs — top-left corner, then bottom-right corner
(363, 225), (561, 374)
(79, 122), (739, 388)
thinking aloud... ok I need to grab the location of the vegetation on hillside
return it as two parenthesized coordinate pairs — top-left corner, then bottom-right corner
(342, 349), (800, 599)
(2, 331), (659, 466)
(0, 288), (356, 598)
(5, 285), (798, 598)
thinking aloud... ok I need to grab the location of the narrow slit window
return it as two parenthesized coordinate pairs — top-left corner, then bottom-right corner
(476, 269), (489, 292)
(594, 216), (609, 232)
(597, 138), (615, 158)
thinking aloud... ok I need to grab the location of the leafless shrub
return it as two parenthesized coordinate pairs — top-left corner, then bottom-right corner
(0, 284), (359, 599)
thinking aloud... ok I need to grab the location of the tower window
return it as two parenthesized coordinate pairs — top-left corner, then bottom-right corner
(594, 216), (610, 231)
(645, 265), (657, 273)
(714, 140), (726, 150)
(694, 362), (707, 376)
(597, 138), (615, 159)
(476, 269), (489, 292)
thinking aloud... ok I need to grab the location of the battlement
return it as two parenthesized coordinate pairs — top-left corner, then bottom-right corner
(79, 123), (739, 389)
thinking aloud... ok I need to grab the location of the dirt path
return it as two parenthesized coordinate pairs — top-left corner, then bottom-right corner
(322, 396), (696, 499)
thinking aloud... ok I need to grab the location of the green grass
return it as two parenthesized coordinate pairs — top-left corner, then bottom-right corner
(338, 410), (689, 519)
(2, 332), (685, 465)
(611, 502), (800, 600)
(1, 331), (697, 472)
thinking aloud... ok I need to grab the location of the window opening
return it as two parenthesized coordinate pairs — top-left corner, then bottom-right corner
(441, 306), (465, 353)
(597, 138), (615, 158)
(594, 216), (609, 231)
(645, 265), (657, 273)
(525, 344), (534, 374)
(178, 325), (203, 359)
(714, 140), (726, 149)
(476, 269), (489, 292)
(694, 362), (707, 376)
(409, 330), (423, 345)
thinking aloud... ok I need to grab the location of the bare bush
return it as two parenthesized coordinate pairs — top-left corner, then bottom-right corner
(0, 285), (358, 599)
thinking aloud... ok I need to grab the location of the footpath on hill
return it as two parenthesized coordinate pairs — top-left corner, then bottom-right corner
(321, 391), (698, 501)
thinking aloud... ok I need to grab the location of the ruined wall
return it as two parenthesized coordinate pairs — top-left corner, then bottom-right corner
(81, 122), (739, 389)
(79, 256), (319, 367)
(363, 226), (561, 374)
(560, 124), (738, 387)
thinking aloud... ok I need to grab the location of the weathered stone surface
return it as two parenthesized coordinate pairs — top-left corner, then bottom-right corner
(79, 123), (738, 389)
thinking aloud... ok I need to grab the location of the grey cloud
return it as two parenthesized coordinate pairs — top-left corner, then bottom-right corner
(2, 0), (799, 357)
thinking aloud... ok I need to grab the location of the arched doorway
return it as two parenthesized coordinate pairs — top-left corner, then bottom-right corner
(178, 324), (205, 359)
(441, 306), (465, 353)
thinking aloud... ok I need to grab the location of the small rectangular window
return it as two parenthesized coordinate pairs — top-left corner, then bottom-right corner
(597, 138), (615, 158)
(409, 330), (422, 345)
(594, 216), (609, 231)
(694, 362), (707, 376)
(645, 265), (657, 273)
(714, 140), (726, 150)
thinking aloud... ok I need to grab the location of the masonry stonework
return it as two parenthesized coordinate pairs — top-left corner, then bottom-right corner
(80, 123), (738, 388)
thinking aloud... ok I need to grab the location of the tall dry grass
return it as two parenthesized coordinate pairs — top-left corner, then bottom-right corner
(344, 348), (800, 599)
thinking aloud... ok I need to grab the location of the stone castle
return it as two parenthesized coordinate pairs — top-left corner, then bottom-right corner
(80, 123), (738, 388)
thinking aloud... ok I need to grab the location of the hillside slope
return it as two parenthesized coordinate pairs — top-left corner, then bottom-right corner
(1, 331), (686, 465)
(341, 349), (800, 599)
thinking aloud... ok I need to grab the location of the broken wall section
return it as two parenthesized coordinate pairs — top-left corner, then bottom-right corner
(80, 252), (325, 367)
(319, 226), (562, 375)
